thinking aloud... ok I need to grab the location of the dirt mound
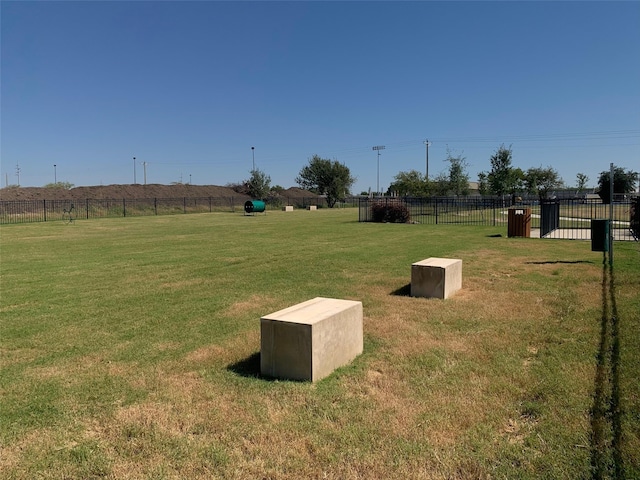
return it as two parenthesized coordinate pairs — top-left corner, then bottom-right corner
(0, 184), (320, 202)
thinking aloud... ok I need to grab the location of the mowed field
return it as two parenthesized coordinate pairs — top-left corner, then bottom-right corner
(1, 209), (638, 479)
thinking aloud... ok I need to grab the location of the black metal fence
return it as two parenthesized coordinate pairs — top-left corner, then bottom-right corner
(359, 196), (506, 226)
(359, 196), (638, 241)
(532, 197), (636, 241)
(3, 194), (636, 242)
(0, 196), (360, 225)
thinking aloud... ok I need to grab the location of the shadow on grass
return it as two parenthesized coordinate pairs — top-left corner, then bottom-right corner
(390, 283), (411, 296)
(590, 252), (623, 479)
(525, 260), (594, 265)
(227, 352), (306, 383)
(227, 352), (265, 379)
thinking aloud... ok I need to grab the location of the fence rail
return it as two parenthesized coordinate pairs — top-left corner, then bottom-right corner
(359, 196), (638, 241)
(0, 196), (360, 225)
(359, 197), (506, 226)
(3, 195), (636, 242)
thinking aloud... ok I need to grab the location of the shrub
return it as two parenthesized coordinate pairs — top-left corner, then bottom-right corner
(370, 202), (410, 223)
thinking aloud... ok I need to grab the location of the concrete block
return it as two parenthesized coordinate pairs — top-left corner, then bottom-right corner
(308, 205), (317, 211)
(260, 297), (363, 382)
(282, 205), (294, 212)
(411, 257), (462, 299)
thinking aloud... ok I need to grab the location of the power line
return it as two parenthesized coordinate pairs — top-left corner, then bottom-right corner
(131, 129), (640, 168)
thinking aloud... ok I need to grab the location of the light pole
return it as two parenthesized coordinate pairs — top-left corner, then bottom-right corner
(54, 164), (57, 184)
(251, 146), (255, 171)
(424, 139), (431, 180)
(189, 174), (192, 185)
(133, 157), (136, 184)
(372, 145), (385, 195)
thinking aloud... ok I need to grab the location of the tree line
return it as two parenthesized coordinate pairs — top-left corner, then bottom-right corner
(232, 146), (637, 208)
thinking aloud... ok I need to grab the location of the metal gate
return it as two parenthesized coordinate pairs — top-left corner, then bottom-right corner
(540, 200), (560, 237)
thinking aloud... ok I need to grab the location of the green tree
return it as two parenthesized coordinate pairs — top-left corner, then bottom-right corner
(296, 155), (355, 208)
(388, 170), (429, 197)
(247, 168), (271, 199)
(446, 148), (470, 196)
(477, 172), (489, 196)
(524, 166), (564, 201)
(597, 166), (638, 203)
(229, 170), (272, 198)
(575, 173), (589, 193)
(432, 172), (451, 196)
(482, 144), (522, 198)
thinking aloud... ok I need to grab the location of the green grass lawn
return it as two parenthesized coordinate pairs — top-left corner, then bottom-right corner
(1, 209), (638, 479)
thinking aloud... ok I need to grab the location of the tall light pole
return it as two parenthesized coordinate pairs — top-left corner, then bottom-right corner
(54, 164), (57, 184)
(133, 157), (137, 184)
(372, 145), (385, 195)
(251, 146), (255, 171)
(424, 139), (431, 180)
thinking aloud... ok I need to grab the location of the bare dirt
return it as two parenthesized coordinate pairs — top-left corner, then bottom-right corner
(0, 184), (318, 203)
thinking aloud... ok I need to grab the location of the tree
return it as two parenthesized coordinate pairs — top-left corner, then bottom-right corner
(247, 168), (271, 199)
(432, 172), (451, 196)
(296, 155), (355, 208)
(446, 148), (470, 196)
(597, 166), (639, 203)
(524, 166), (564, 201)
(228, 169), (272, 199)
(477, 172), (489, 196)
(388, 170), (429, 197)
(482, 144), (522, 198)
(575, 173), (589, 194)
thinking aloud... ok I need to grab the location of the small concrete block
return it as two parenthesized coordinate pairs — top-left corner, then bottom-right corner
(260, 297), (363, 382)
(411, 257), (462, 299)
(282, 205), (294, 212)
(308, 205), (317, 211)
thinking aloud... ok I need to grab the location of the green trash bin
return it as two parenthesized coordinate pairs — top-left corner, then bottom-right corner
(591, 219), (609, 252)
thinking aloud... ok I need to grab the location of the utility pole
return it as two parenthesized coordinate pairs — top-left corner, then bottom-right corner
(372, 145), (385, 195)
(15, 162), (21, 186)
(251, 146), (255, 171)
(142, 161), (148, 185)
(133, 157), (137, 184)
(54, 164), (57, 184)
(424, 139), (431, 180)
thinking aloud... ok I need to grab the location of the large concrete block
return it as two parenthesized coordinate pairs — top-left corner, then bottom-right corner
(308, 205), (317, 211)
(282, 205), (294, 212)
(260, 297), (363, 382)
(411, 257), (462, 299)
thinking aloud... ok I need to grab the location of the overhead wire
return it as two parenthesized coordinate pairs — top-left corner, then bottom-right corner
(137, 129), (640, 167)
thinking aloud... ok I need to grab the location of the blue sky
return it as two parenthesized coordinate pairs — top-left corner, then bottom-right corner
(2, 1), (639, 193)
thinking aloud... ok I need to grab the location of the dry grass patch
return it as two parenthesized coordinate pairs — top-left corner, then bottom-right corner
(2, 214), (636, 479)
